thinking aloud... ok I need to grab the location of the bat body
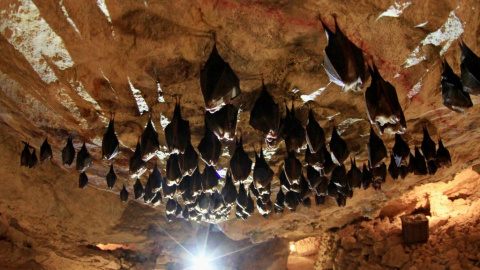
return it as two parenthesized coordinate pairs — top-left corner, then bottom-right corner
(129, 141), (147, 176)
(144, 177), (155, 203)
(102, 116), (119, 160)
(178, 142), (198, 176)
(236, 182), (248, 209)
(120, 185), (129, 202)
(40, 138), (52, 162)
(62, 137), (75, 166)
(347, 158), (362, 189)
(393, 134), (410, 167)
(165, 99), (190, 153)
(441, 60), (473, 112)
(274, 189), (285, 214)
(133, 178), (145, 199)
(205, 103), (238, 141)
(253, 147), (274, 190)
(166, 153), (182, 186)
(460, 40), (480, 95)
(368, 127), (387, 167)
(149, 164), (163, 191)
(202, 165), (220, 194)
(365, 64), (406, 134)
(200, 44), (241, 112)
(362, 164), (372, 190)
(330, 126), (349, 165)
(306, 109), (326, 153)
(151, 192), (162, 207)
(320, 16), (366, 92)
(221, 171), (238, 206)
(421, 125), (437, 175)
(141, 117), (160, 161)
(332, 164), (347, 187)
(435, 139), (452, 168)
(388, 154), (399, 180)
(284, 191), (299, 212)
(79, 171), (88, 189)
(198, 120), (221, 166)
(280, 102), (306, 152)
(162, 176), (177, 199)
(230, 136), (252, 183)
(318, 145), (335, 174)
(106, 164), (117, 189)
(21, 142), (31, 167)
(28, 149), (38, 168)
(284, 151), (302, 185)
(76, 142), (92, 172)
(249, 82), (281, 147)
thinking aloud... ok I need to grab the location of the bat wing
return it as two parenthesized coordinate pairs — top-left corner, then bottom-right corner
(306, 109), (325, 153)
(441, 60), (473, 112)
(460, 41), (480, 95)
(330, 126), (349, 165)
(178, 142), (198, 176)
(133, 178), (145, 199)
(166, 154), (182, 186)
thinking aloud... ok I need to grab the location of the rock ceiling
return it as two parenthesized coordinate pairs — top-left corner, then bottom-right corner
(0, 0), (480, 269)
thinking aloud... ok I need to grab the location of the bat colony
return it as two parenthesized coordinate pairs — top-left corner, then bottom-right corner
(22, 16), (480, 224)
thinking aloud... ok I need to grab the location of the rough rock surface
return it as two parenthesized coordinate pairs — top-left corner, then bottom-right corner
(0, 0), (480, 268)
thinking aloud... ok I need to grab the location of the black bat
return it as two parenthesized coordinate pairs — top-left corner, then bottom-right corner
(21, 142), (31, 167)
(371, 162), (387, 189)
(330, 126), (349, 165)
(274, 188), (285, 214)
(249, 182), (260, 200)
(106, 164), (117, 189)
(319, 15), (365, 92)
(460, 40), (480, 95)
(315, 195), (326, 206)
(178, 141), (198, 176)
(327, 178), (340, 200)
(306, 108), (326, 153)
(141, 116), (160, 161)
(162, 176), (177, 199)
(205, 102), (238, 141)
(40, 138), (52, 163)
(120, 185), (129, 202)
(245, 192), (255, 217)
(62, 136), (75, 166)
(200, 43), (241, 112)
(421, 124), (437, 175)
(409, 147), (427, 175)
(347, 157), (362, 189)
(198, 119), (221, 166)
(221, 171), (238, 206)
(191, 168), (203, 196)
(249, 81), (281, 147)
(305, 147), (319, 166)
(235, 204), (246, 220)
(306, 165), (321, 190)
(133, 178), (145, 199)
(393, 134), (410, 167)
(365, 64), (406, 134)
(211, 191), (225, 213)
(362, 164), (372, 190)
(79, 171), (88, 189)
(151, 191), (162, 207)
(279, 169), (292, 191)
(441, 59), (473, 112)
(280, 101), (306, 153)
(129, 139), (147, 176)
(284, 150), (302, 185)
(76, 142), (92, 172)
(149, 164), (163, 192)
(318, 144), (335, 174)
(299, 173), (311, 201)
(388, 153), (399, 180)
(284, 191), (299, 212)
(236, 182), (248, 209)
(165, 97), (190, 153)
(178, 174), (192, 195)
(144, 177), (155, 203)
(257, 198), (273, 217)
(29, 149), (38, 168)
(331, 164), (347, 187)
(182, 181), (196, 205)
(102, 114), (119, 160)
(253, 146), (274, 189)
(302, 197), (312, 208)
(166, 153), (182, 186)
(368, 126), (387, 168)
(435, 139), (451, 168)
(166, 213), (175, 223)
(166, 198), (177, 215)
(230, 135), (252, 183)
(202, 165), (220, 194)
(315, 173), (328, 196)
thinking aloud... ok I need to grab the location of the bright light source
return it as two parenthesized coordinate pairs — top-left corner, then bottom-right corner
(192, 255), (213, 270)
(290, 244), (296, 252)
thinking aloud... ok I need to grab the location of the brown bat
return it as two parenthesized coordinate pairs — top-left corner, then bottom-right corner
(141, 116), (160, 161)
(229, 135), (252, 183)
(330, 126), (349, 165)
(205, 102), (238, 141)
(280, 101), (306, 152)
(253, 146), (274, 190)
(106, 164), (117, 189)
(76, 142), (92, 172)
(198, 119), (221, 166)
(178, 141), (198, 176)
(165, 96), (190, 154)
(367, 126), (387, 168)
(460, 40), (480, 95)
(62, 136), (75, 166)
(306, 108), (326, 153)
(40, 138), (52, 163)
(102, 114), (119, 160)
(249, 81), (281, 147)
(441, 59), (473, 113)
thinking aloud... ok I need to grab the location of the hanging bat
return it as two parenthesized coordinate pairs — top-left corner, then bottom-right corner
(421, 124), (437, 175)
(315, 195), (326, 206)
(62, 136), (75, 166)
(230, 135), (252, 183)
(249, 81), (281, 147)
(388, 153), (399, 180)
(221, 170), (238, 206)
(245, 192), (255, 216)
(79, 171), (88, 189)
(362, 164), (372, 190)
(365, 64), (406, 134)
(198, 119), (221, 166)
(249, 182), (260, 200)
(279, 169), (292, 191)
(191, 168), (203, 196)
(299, 173), (311, 201)
(306, 165), (321, 190)
(393, 134), (410, 167)
(129, 139), (147, 177)
(441, 59), (473, 112)
(200, 43), (241, 112)
(178, 141), (198, 176)
(76, 142), (92, 172)
(212, 191), (225, 213)
(236, 182), (248, 209)
(315, 173), (328, 196)
(399, 165), (409, 179)
(330, 126), (349, 165)
(435, 139), (451, 168)
(202, 165), (220, 194)
(284, 150), (302, 185)
(331, 164), (347, 187)
(281, 101), (306, 153)
(235, 204), (246, 220)
(120, 185), (129, 202)
(460, 40), (480, 95)
(102, 114), (119, 160)
(347, 157), (362, 189)
(409, 147), (427, 175)
(151, 191), (162, 207)
(368, 126), (387, 168)
(175, 202), (183, 218)
(306, 108), (326, 153)
(106, 164), (117, 189)
(327, 178), (340, 200)
(305, 147), (319, 166)
(165, 96), (190, 153)
(40, 138), (52, 163)
(28, 148), (38, 168)
(166, 198), (177, 215)
(274, 188), (285, 214)
(182, 183), (196, 205)
(144, 177), (155, 203)
(284, 191), (300, 212)
(319, 15), (366, 92)
(302, 197), (312, 208)
(318, 144), (335, 174)
(133, 178), (145, 199)
(162, 176), (177, 199)
(149, 164), (163, 192)
(253, 146), (274, 190)
(166, 153), (182, 186)
(21, 141), (31, 167)
(141, 116), (160, 161)
(178, 174), (192, 194)
(205, 102), (238, 141)
(257, 198), (272, 216)
(371, 162), (387, 185)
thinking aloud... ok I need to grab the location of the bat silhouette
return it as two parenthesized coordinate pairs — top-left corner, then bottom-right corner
(306, 108), (326, 153)
(202, 165), (220, 194)
(106, 164), (117, 189)
(319, 15), (366, 92)
(200, 43), (241, 112)
(274, 188), (285, 214)
(166, 198), (177, 215)
(236, 182), (248, 209)
(318, 144), (335, 174)
(230, 135), (252, 183)
(178, 141), (198, 176)
(365, 64), (406, 134)
(249, 81), (281, 147)
(133, 178), (145, 199)
(166, 153), (182, 186)
(368, 126), (387, 167)
(143, 177), (155, 203)
(393, 134), (410, 167)
(421, 124), (437, 175)
(460, 40), (480, 95)
(315, 195), (326, 206)
(191, 168), (203, 197)
(441, 59), (473, 112)
(331, 164), (347, 187)
(253, 146), (274, 190)
(409, 147), (427, 175)
(435, 138), (451, 168)
(280, 101), (306, 152)
(362, 164), (372, 190)
(79, 171), (88, 189)
(205, 102), (238, 141)
(162, 176), (177, 199)
(221, 171), (238, 206)
(388, 153), (399, 180)
(120, 185), (129, 202)
(141, 116), (160, 161)
(198, 119), (221, 166)
(347, 157), (362, 189)
(284, 150), (302, 185)
(299, 173), (311, 201)
(151, 191), (162, 207)
(149, 164), (163, 192)
(21, 142), (31, 167)
(102, 114), (119, 160)
(40, 138), (52, 163)
(306, 165), (321, 190)
(129, 139), (147, 176)
(29, 148), (38, 168)
(76, 142), (92, 172)
(178, 174), (192, 194)
(62, 136), (75, 166)
(330, 126), (349, 165)
(284, 191), (300, 212)
(165, 97), (190, 153)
